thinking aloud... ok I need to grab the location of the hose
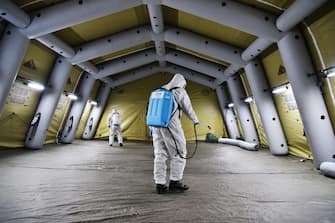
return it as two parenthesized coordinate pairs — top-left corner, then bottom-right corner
(168, 124), (198, 159)
(217, 138), (258, 151)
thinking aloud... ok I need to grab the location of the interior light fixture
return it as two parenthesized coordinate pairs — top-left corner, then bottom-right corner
(308, 65), (335, 79)
(228, 102), (234, 108)
(326, 71), (335, 78)
(272, 85), (287, 94)
(67, 93), (78, 100)
(27, 81), (45, 91)
(324, 67), (335, 78)
(90, 100), (98, 106)
(244, 96), (253, 103)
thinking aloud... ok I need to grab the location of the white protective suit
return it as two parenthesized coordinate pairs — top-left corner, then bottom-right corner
(107, 109), (123, 145)
(152, 73), (199, 185)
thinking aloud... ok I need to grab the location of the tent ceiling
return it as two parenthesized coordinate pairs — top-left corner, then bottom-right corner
(13, 0), (295, 15)
(109, 62), (158, 81)
(237, 0), (294, 14)
(54, 5), (149, 46)
(91, 42), (155, 65)
(166, 43), (230, 66)
(3, 0), (324, 86)
(13, 0), (65, 11)
(163, 6), (257, 49)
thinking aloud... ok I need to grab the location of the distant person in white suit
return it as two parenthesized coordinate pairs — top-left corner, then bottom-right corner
(107, 108), (123, 147)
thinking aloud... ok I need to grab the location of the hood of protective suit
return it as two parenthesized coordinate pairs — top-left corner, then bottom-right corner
(162, 73), (187, 90)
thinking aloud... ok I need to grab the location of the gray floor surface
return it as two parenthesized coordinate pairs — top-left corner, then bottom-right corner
(0, 140), (334, 223)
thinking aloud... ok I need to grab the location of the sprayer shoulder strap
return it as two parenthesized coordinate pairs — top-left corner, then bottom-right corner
(167, 87), (182, 118)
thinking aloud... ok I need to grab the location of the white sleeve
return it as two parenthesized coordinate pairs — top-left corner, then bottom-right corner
(107, 113), (111, 126)
(174, 88), (199, 124)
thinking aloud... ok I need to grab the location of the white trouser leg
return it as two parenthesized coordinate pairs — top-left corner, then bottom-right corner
(115, 126), (123, 144)
(153, 129), (168, 184)
(109, 128), (115, 145)
(152, 117), (188, 183)
(163, 126), (186, 181)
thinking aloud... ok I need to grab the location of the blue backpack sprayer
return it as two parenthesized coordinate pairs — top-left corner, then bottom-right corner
(146, 87), (198, 159)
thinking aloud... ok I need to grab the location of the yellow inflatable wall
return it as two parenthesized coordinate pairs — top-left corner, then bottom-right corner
(0, 41), (82, 147)
(0, 4), (334, 158)
(261, 49), (311, 158)
(0, 41), (54, 147)
(94, 73), (226, 141)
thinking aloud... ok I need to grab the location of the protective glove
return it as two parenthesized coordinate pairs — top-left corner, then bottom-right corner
(108, 125), (111, 128)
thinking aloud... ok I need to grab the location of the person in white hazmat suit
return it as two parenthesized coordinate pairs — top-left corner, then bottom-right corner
(152, 73), (200, 194)
(107, 108), (123, 147)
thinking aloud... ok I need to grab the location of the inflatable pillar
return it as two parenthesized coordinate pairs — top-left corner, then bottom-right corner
(0, 0), (30, 28)
(278, 30), (335, 168)
(245, 60), (288, 155)
(147, 3), (166, 67)
(227, 75), (259, 144)
(60, 72), (95, 143)
(215, 85), (240, 139)
(0, 26), (29, 116)
(25, 58), (72, 149)
(82, 83), (111, 139)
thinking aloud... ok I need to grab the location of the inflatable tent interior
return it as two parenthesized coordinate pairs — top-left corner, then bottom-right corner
(0, 0), (334, 222)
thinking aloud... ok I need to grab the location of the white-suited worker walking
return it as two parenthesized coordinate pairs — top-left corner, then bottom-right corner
(107, 108), (123, 147)
(152, 73), (199, 194)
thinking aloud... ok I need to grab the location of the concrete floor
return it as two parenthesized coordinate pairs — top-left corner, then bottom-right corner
(0, 140), (334, 223)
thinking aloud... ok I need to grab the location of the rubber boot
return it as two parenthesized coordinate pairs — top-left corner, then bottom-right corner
(156, 184), (168, 194)
(169, 180), (189, 193)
